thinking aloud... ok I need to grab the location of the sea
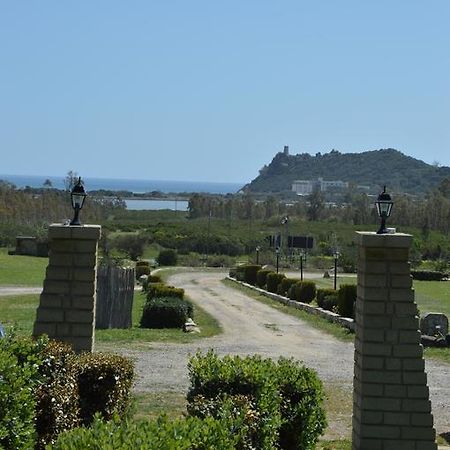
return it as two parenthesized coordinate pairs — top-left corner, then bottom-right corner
(0, 174), (243, 211)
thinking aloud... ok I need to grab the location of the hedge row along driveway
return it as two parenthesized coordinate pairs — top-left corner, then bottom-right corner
(112, 269), (450, 441)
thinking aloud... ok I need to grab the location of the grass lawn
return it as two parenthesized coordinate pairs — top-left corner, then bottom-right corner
(0, 289), (222, 348)
(0, 248), (47, 286)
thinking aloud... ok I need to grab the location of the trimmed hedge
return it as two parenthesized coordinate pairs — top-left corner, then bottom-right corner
(256, 269), (272, 288)
(187, 350), (326, 450)
(290, 281), (316, 304)
(0, 334), (135, 449)
(235, 264), (262, 285)
(411, 270), (447, 281)
(140, 296), (194, 329)
(75, 353), (135, 426)
(145, 283), (185, 300)
(0, 349), (37, 450)
(136, 264), (151, 279)
(278, 277), (299, 296)
(266, 272), (286, 293)
(337, 284), (357, 318)
(316, 288), (338, 311)
(156, 249), (178, 266)
(51, 414), (245, 450)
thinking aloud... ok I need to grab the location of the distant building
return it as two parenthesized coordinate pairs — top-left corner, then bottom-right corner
(292, 177), (348, 195)
(283, 145), (289, 156)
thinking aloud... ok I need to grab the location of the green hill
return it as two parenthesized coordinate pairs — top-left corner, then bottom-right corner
(243, 148), (450, 194)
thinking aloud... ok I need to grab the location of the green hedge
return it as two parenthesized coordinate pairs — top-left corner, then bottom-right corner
(278, 277), (299, 296)
(0, 334), (135, 449)
(0, 349), (37, 450)
(411, 270), (447, 281)
(136, 264), (151, 279)
(145, 283), (185, 300)
(35, 340), (79, 449)
(187, 350), (326, 450)
(266, 272), (286, 293)
(235, 264), (262, 285)
(256, 269), (272, 288)
(156, 249), (178, 266)
(337, 284), (356, 318)
(290, 281), (316, 304)
(75, 353), (135, 426)
(51, 414), (245, 450)
(316, 288), (338, 311)
(140, 296), (194, 329)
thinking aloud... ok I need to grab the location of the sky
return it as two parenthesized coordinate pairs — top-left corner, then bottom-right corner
(1, 1), (449, 184)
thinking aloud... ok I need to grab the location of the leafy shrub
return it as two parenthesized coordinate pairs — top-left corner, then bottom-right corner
(411, 270), (447, 281)
(316, 288), (338, 309)
(235, 264), (262, 285)
(35, 340), (79, 449)
(136, 260), (150, 267)
(290, 281), (316, 303)
(140, 296), (194, 329)
(156, 249), (178, 266)
(111, 234), (147, 261)
(51, 413), (245, 450)
(74, 353), (134, 426)
(135, 264), (151, 279)
(337, 284), (357, 318)
(256, 269), (272, 288)
(266, 272), (286, 293)
(145, 283), (184, 300)
(0, 349), (37, 450)
(187, 350), (326, 450)
(228, 267), (237, 278)
(278, 277), (299, 296)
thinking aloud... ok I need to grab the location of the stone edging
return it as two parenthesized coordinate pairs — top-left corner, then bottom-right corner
(226, 276), (355, 332)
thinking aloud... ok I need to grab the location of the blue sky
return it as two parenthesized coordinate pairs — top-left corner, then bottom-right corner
(1, 1), (449, 183)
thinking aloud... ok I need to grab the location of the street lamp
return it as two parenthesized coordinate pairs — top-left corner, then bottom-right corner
(256, 246), (261, 265)
(333, 251), (340, 290)
(375, 186), (394, 234)
(276, 247), (280, 273)
(70, 177), (87, 226)
(300, 250), (305, 281)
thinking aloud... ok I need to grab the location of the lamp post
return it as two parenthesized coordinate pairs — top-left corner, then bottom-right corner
(375, 186), (394, 234)
(333, 251), (340, 290)
(70, 177), (87, 226)
(276, 247), (280, 273)
(300, 250), (305, 281)
(256, 246), (260, 265)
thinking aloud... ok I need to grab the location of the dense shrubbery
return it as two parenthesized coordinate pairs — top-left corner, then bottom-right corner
(337, 284), (357, 318)
(290, 281), (316, 304)
(51, 414), (245, 450)
(0, 333), (134, 449)
(187, 350), (326, 450)
(140, 296), (194, 328)
(411, 270), (448, 281)
(145, 282), (185, 300)
(316, 288), (338, 312)
(266, 272), (286, 293)
(278, 277), (299, 296)
(235, 264), (262, 285)
(156, 249), (178, 266)
(75, 353), (134, 426)
(256, 269), (272, 288)
(135, 263), (151, 279)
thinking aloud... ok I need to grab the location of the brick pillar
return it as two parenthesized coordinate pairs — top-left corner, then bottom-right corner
(353, 232), (437, 450)
(33, 224), (101, 352)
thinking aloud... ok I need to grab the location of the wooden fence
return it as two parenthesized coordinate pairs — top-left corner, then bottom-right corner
(96, 266), (135, 329)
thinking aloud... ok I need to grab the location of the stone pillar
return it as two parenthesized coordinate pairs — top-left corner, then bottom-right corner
(353, 232), (437, 450)
(33, 224), (101, 352)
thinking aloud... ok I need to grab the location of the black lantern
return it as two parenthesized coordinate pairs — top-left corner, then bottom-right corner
(70, 177), (87, 225)
(275, 247), (280, 273)
(333, 251), (340, 290)
(375, 186), (393, 234)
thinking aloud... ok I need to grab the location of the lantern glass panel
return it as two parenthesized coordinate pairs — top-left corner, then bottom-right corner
(72, 193), (86, 209)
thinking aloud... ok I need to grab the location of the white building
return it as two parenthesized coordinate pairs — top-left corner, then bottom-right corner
(292, 177), (348, 195)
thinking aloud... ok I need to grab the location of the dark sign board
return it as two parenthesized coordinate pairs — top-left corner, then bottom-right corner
(267, 234), (281, 248)
(288, 236), (314, 249)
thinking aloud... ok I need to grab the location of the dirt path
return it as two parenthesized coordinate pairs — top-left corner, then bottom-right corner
(111, 270), (449, 440)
